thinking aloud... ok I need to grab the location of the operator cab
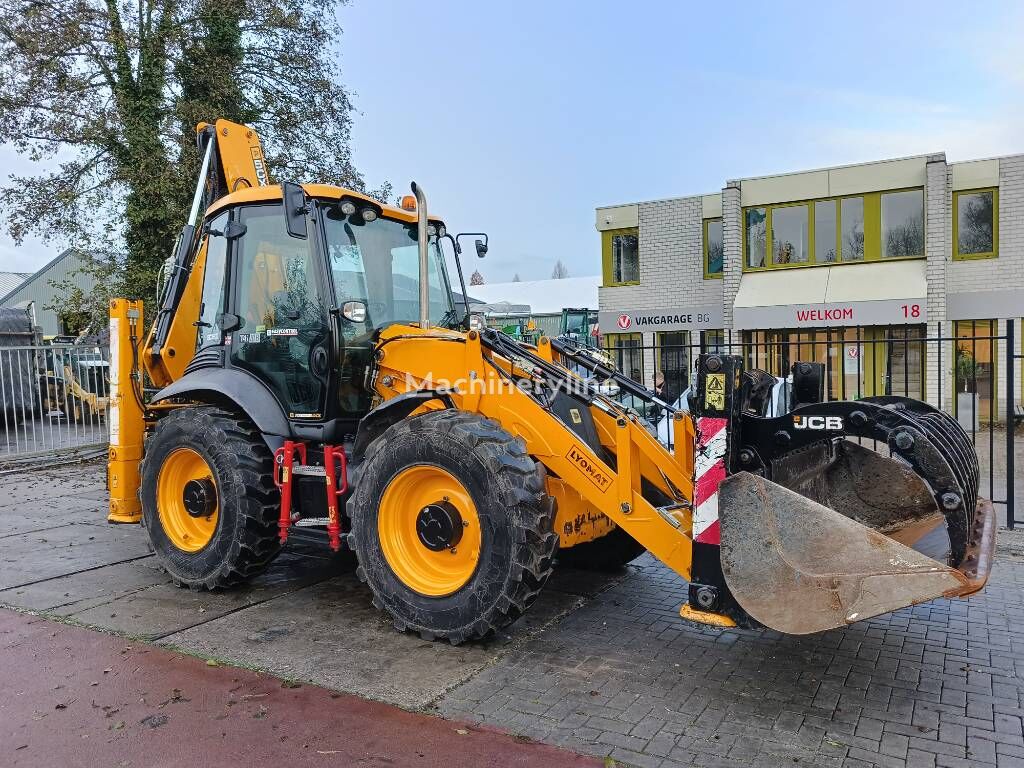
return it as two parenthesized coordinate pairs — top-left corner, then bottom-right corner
(190, 184), (468, 443)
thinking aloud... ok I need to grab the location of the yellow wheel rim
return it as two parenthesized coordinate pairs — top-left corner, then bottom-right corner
(157, 447), (219, 553)
(378, 465), (482, 597)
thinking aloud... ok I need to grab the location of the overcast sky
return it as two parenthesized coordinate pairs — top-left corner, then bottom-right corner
(2, 0), (1022, 282)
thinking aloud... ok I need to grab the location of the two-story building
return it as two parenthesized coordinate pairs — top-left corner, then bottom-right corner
(596, 152), (1023, 420)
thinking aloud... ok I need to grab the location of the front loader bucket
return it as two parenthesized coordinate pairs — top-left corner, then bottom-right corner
(688, 354), (995, 634)
(718, 470), (995, 635)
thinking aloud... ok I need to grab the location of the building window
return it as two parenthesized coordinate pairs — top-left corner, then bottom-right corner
(881, 189), (924, 258)
(745, 208), (767, 268)
(701, 329), (726, 353)
(953, 188), (998, 260)
(656, 331), (691, 400)
(742, 188), (923, 271)
(771, 204), (809, 264)
(604, 332), (644, 383)
(814, 200), (838, 263)
(840, 197), (865, 262)
(703, 218), (723, 277)
(741, 325), (926, 401)
(953, 320), (997, 423)
(602, 228), (639, 285)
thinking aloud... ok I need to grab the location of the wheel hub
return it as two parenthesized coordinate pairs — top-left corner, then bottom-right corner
(182, 478), (216, 518)
(416, 502), (463, 551)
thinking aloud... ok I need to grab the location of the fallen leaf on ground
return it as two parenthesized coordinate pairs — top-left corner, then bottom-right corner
(140, 714), (169, 729)
(455, 729), (468, 735)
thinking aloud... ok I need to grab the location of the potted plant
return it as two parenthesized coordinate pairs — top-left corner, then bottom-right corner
(955, 346), (980, 431)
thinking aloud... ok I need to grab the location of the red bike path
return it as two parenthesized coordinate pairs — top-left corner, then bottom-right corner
(0, 609), (600, 768)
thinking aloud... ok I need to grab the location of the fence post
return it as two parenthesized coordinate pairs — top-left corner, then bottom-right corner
(1007, 319), (1016, 529)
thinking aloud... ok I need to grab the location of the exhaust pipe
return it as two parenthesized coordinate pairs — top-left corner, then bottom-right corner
(411, 182), (430, 330)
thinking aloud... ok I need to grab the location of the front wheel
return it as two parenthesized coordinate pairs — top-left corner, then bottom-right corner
(140, 406), (281, 589)
(349, 410), (558, 644)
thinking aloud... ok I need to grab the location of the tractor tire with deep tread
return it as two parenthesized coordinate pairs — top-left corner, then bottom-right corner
(141, 406), (281, 589)
(556, 525), (646, 571)
(349, 410), (558, 644)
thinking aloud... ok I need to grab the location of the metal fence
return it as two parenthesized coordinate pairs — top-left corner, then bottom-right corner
(602, 321), (1019, 527)
(0, 344), (110, 463)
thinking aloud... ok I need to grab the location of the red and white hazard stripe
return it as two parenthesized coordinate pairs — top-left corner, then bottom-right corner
(693, 416), (728, 545)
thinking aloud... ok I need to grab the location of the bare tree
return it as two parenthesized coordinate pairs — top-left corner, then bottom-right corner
(551, 260), (569, 279)
(470, 270), (485, 286)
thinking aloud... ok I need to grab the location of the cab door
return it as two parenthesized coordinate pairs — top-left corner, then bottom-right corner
(227, 204), (332, 420)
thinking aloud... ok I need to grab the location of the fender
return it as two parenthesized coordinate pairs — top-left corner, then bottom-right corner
(151, 367), (290, 437)
(352, 389), (453, 459)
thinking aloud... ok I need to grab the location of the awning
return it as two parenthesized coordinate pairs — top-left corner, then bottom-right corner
(732, 260), (927, 330)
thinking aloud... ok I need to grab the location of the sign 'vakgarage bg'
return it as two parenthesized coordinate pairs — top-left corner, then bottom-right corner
(732, 298), (927, 330)
(598, 305), (724, 333)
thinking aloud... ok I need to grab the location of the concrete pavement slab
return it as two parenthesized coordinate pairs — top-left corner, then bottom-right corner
(64, 550), (343, 640)
(0, 522), (151, 589)
(157, 569), (598, 710)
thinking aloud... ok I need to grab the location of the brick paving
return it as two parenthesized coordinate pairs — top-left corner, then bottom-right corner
(436, 551), (1024, 768)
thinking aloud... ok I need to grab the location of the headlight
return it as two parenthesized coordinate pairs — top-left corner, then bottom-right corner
(362, 207), (377, 222)
(339, 200), (356, 216)
(427, 224), (437, 237)
(437, 225), (446, 238)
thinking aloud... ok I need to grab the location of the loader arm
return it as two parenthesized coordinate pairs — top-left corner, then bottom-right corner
(370, 325), (700, 583)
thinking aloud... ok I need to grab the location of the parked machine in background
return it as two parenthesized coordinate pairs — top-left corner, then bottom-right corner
(106, 118), (994, 642)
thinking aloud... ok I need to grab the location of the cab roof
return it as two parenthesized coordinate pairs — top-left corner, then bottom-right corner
(205, 183), (442, 226)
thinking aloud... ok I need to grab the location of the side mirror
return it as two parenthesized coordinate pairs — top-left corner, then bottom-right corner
(340, 300), (367, 323)
(456, 232), (489, 260)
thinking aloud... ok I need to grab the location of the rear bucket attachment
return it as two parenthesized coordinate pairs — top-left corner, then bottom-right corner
(688, 355), (995, 634)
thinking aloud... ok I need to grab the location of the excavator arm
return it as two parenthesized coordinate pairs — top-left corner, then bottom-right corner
(145, 120), (270, 387)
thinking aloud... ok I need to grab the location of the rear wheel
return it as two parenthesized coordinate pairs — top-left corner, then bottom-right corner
(141, 406), (281, 589)
(349, 410), (558, 643)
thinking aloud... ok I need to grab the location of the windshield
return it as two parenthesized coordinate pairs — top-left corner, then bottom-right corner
(322, 207), (457, 329)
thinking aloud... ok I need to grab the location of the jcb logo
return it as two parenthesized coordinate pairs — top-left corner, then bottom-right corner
(793, 415), (844, 431)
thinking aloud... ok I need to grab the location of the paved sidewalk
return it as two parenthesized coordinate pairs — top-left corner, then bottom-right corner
(2, 460), (1024, 768)
(0, 610), (600, 768)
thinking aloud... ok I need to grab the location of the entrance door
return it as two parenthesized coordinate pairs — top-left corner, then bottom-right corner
(229, 204), (331, 419)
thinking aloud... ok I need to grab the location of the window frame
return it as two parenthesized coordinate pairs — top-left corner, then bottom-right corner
(952, 319), (999, 422)
(741, 187), (925, 272)
(601, 227), (640, 286)
(952, 187), (999, 261)
(880, 188), (926, 260)
(703, 217), (723, 279)
(603, 331), (644, 382)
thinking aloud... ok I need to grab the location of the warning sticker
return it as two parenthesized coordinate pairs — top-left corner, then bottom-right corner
(705, 373), (726, 411)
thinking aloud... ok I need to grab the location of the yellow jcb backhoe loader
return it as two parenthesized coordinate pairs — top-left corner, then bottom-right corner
(106, 119), (995, 642)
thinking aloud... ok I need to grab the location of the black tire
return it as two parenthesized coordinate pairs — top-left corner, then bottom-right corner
(141, 406), (281, 589)
(349, 410), (558, 644)
(556, 525), (646, 571)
